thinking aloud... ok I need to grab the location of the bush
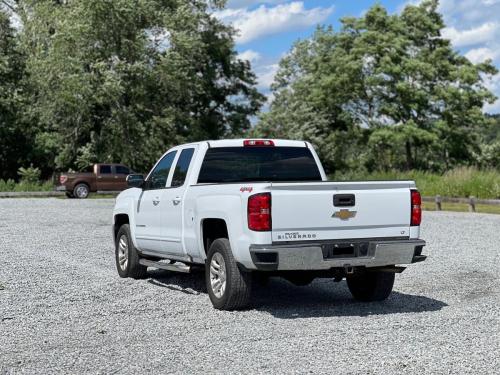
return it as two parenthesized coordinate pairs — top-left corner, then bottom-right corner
(0, 179), (16, 191)
(17, 165), (41, 184)
(0, 178), (53, 192)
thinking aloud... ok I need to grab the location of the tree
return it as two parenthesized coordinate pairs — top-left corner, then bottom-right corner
(0, 7), (31, 180)
(476, 114), (500, 169)
(15, 0), (263, 173)
(255, 0), (497, 173)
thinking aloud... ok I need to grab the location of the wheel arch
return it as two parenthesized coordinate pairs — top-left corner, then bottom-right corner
(74, 180), (90, 189)
(200, 218), (229, 259)
(113, 196), (139, 249)
(113, 214), (129, 245)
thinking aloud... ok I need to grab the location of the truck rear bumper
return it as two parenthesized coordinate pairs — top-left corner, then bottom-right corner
(249, 239), (426, 271)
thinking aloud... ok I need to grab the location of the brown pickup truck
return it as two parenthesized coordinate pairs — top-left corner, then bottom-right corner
(57, 164), (136, 198)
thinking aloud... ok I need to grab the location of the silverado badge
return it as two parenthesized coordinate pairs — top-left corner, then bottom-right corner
(332, 209), (357, 220)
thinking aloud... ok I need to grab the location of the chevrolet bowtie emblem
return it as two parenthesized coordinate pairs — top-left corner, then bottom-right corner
(332, 209), (357, 220)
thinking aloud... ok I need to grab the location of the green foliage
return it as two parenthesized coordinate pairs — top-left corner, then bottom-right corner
(1, 0), (263, 178)
(17, 165), (41, 184)
(0, 7), (34, 181)
(332, 167), (500, 199)
(0, 179), (53, 192)
(476, 142), (500, 169)
(483, 115), (500, 143)
(255, 0), (497, 173)
(1, 0), (498, 184)
(0, 179), (16, 191)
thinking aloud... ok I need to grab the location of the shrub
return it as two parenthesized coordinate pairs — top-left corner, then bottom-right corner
(17, 165), (41, 185)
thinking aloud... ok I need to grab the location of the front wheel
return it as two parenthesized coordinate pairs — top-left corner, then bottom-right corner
(205, 238), (252, 310)
(115, 224), (148, 279)
(346, 271), (395, 302)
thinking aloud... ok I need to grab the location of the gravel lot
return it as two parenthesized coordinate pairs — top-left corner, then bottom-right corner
(0, 198), (499, 374)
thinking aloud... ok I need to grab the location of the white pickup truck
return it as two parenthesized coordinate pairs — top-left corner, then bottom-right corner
(113, 139), (426, 310)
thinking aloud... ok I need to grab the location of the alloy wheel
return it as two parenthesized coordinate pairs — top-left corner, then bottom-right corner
(209, 252), (226, 298)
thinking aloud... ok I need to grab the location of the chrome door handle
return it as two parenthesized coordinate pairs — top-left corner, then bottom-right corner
(153, 198), (160, 206)
(172, 197), (181, 205)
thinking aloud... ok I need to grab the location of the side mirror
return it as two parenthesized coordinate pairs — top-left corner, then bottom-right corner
(126, 174), (145, 189)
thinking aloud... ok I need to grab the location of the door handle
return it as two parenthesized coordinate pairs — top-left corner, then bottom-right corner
(153, 198), (160, 206)
(172, 197), (181, 205)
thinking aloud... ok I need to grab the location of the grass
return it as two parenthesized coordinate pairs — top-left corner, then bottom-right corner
(0, 179), (53, 192)
(332, 167), (500, 200)
(422, 201), (500, 215)
(55, 194), (118, 200)
(1, 168), (499, 214)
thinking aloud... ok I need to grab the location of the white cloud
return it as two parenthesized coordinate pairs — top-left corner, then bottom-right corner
(441, 22), (499, 48)
(256, 63), (279, 90)
(483, 74), (500, 113)
(434, 0), (500, 113)
(227, 0), (288, 9)
(484, 100), (500, 113)
(215, 2), (334, 44)
(465, 47), (499, 64)
(238, 49), (261, 63)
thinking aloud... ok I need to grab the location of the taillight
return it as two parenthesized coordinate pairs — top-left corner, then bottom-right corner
(411, 189), (422, 226)
(59, 175), (68, 184)
(248, 193), (271, 231)
(243, 139), (274, 147)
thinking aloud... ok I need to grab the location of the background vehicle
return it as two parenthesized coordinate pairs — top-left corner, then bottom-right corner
(57, 164), (136, 198)
(112, 139), (426, 310)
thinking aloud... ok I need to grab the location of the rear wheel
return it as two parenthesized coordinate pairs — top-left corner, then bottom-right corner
(73, 183), (90, 199)
(206, 238), (252, 310)
(347, 271), (395, 302)
(115, 224), (148, 279)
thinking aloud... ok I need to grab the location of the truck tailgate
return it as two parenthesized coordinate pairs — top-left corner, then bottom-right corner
(270, 181), (414, 242)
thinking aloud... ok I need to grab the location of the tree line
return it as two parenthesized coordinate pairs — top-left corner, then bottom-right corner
(253, 1), (499, 174)
(0, 0), (264, 180)
(0, 0), (499, 182)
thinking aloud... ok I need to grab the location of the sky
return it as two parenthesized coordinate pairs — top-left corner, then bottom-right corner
(215, 0), (500, 113)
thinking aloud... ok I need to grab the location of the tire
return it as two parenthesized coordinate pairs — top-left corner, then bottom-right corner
(346, 271), (395, 302)
(65, 192), (74, 198)
(205, 238), (252, 310)
(115, 224), (148, 279)
(73, 183), (90, 199)
(285, 273), (315, 287)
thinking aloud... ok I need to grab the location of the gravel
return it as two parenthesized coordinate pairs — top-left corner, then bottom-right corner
(0, 198), (499, 374)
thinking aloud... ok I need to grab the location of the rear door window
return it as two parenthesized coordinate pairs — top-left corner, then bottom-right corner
(115, 166), (130, 175)
(99, 165), (112, 174)
(171, 148), (195, 187)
